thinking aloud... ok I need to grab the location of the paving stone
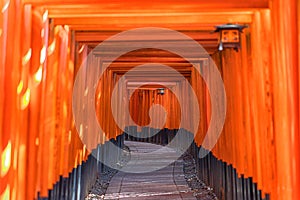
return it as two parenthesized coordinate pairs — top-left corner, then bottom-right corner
(104, 141), (196, 200)
(87, 141), (217, 200)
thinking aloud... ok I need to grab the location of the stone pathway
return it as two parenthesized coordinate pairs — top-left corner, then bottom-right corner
(104, 141), (197, 200)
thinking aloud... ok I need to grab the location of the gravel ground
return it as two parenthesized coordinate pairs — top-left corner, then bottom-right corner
(182, 152), (218, 200)
(85, 145), (131, 200)
(85, 144), (218, 200)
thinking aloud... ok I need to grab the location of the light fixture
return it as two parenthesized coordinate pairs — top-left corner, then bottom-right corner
(214, 23), (247, 52)
(157, 88), (165, 95)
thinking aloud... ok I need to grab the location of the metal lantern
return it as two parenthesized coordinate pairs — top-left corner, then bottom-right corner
(157, 88), (165, 95)
(214, 24), (247, 52)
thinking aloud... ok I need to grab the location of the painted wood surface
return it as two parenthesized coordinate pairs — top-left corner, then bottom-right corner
(0, 0), (299, 199)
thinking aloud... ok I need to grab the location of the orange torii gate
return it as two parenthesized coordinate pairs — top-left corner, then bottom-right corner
(0, 0), (299, 199)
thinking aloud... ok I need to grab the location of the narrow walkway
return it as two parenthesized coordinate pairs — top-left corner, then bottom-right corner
(104, 141), (196, 200)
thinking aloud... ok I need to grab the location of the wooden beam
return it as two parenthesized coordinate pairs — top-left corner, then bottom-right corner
(100, 56), (213, 62)
(105, 61), (195, 81)
(124, 76), (189, 81)
(46, 6), (262, 17)
(74, 30), (218, 42)
(107, 62), (194, 68)
(85, 43), (218, 55)
(52, 12), (253, 28)
(24, 0), (268, 9)
(114, 70), (191, 75)
(127, 81), (178, 86)
(87, 44), (216, 58)
(65, 24), (218, 31)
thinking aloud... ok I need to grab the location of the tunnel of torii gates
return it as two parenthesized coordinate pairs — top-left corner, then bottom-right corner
(0, 0), (299, 199)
